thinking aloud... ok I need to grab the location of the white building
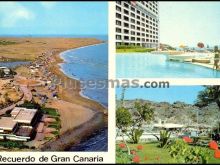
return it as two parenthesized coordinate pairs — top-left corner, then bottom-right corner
(115, 1), (159, 48)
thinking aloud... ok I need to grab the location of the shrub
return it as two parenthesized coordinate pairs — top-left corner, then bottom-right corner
(116, 144), (144, 164)
(209, 140), (218, 150)
(168, 139), (211, 164)
(214, 150), (220, 159)
(159, 130), (171, 148)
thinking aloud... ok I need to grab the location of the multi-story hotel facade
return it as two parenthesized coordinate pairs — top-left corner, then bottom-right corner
(115, 1), (159, 48)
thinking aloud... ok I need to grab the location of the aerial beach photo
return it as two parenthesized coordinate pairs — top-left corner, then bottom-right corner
(116, 86), (220, 163)
(0, 2), (108, 151)
(115, 1), (220, 78)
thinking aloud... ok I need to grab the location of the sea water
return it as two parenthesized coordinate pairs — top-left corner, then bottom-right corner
(0, 61), (30, 68)
(60, 41), (108, 151)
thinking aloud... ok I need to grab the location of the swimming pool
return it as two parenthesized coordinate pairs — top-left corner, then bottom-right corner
(116, 53), (220, 78)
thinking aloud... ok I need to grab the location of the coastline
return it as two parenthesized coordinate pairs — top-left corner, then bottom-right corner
(41, 41), (108, 151)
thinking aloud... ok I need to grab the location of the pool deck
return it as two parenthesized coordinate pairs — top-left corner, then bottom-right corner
(189, 62), (220, 71)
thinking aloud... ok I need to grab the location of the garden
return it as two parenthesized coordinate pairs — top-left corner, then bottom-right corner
(116, 87), (220, 164)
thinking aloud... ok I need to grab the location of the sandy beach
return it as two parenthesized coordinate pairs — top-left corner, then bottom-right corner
(0, 38), (108, 151)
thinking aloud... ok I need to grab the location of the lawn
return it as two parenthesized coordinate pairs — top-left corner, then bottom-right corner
(116, 142), (220, 164)
(41, 107), (59, 117)
(116, 48), (155, 53)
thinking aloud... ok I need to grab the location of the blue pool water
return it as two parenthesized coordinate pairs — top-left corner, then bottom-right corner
(116, 53), (220, 78)
(116, 86), (205, 104)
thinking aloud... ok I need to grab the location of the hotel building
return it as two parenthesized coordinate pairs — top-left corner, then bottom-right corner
(115, 1), (159, 48)
(0, 107), (39, 141)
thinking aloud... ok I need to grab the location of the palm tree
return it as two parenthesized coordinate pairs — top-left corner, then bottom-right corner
(196, 86), (220, 110)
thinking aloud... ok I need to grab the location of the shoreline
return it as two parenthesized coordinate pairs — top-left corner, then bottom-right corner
(41, 41), (108, 151)
(59, 42), (108, 109)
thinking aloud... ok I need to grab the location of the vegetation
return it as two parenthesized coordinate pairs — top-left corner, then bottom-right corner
(214, 46), (219, 53)
(0, 40), (17, 46)
(116, 141), (220, 164)
(116, 88), (154, 145)
(116, 142), (176, 164)
(196, 86), (220, 110)
(0, 141), (28, 149)
(155, 130), (171, 148)
(127, 102), (154, 144)
(116, 45), (155, 53)
(168, 139), (212, 164)
(41, 107), (59, 117)
(20, 100), (41, 109)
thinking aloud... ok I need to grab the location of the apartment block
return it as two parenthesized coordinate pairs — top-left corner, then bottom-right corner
(115, 1), (159, 48)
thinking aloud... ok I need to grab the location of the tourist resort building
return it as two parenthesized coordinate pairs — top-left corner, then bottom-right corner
(0, 107), (39, 141)
(115, 1), (159, 48)
(0, 67), (11, 78)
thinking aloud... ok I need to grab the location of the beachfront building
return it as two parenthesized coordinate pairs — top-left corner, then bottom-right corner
(115, 1), (159, 48)
(0, 107), (39, 141)
(0, 67), (11, 78)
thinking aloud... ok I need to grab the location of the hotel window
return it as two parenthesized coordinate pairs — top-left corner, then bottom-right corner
(142, 33), (145, 37)
(137, 15), (140, 20)
(137, 38), (140, 41)
(137, 26), (140, 30)
(137, 21), (140, 25)
(131, 37), (135, 41)
(116, 20), (121, 26)
(146, 39), (149, 42)
(124, 9), (129, 15)
(116, 28), (121, 33)
(124, 36), (129, 40)
(137, 32), (140, 36)
(131, 31), (135, 35)
(142, 18), (145, 22)
(116, 13), (121, 19)
(123, 2), (129, 9)
(142, 38), (145, 42)
(146, 34), (149, 37)
(131, 25), (135, 29)
(116, 6), (121, 12)
(142, 13), (145, 17)
(124, 29), (129, 34)
(141, 28), (145, 32)
(131, 18), (135, 23)
(124, 23), (129, 28)
(116, 1), (121, 5)
(137, 10), (140, 15)
(116, 35), (121, 40)
(131, 6), (135, 12)
(131, 13), (135, 18)
(142, 23), (145, 27)
(124, 16), (129, 21)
